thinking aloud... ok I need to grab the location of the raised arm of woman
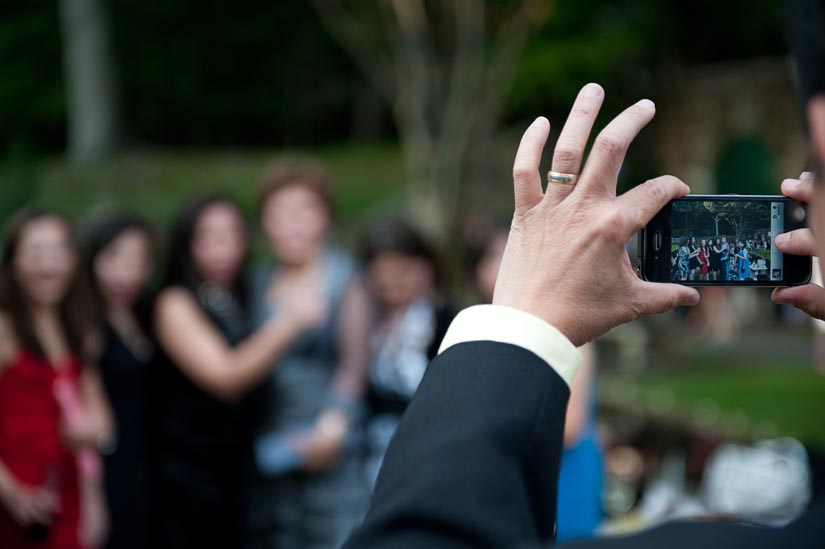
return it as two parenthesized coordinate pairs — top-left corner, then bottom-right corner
(290, 278), (372, 472)
(155, 287), (321, 401)
(330, 277), (372, 402)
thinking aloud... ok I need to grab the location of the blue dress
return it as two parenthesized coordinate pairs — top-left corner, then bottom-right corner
(720, 246), (730, 281)
(738, 248), (750, 279)
(245, 248), (368, 549)
(556, 392), (603, 543)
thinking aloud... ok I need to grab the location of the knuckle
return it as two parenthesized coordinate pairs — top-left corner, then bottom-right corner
(512, 164), (534, 181)
(553, 144), (580, 165)
(640, 180), (668, 203)
(569, 106), (595, 119)
(594, 134), (624, 158)
(594, 209), (625, 238)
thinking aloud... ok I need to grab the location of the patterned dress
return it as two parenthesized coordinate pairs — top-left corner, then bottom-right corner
(245, 249), (368, 549)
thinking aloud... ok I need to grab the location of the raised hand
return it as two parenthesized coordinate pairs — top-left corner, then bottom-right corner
(493, 83), (699, 346)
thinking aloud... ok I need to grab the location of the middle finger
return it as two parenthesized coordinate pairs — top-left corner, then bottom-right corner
(546, 83), (604, 203)
(579, 98), (656, 196)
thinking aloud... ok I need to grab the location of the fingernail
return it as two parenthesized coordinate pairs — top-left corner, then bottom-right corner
(687, 292), (700, 306)
(582, 83), (603, 98)
(775, 233), (789, 246)
(636, 99), (655, 110)
(530, 116), (548, 128)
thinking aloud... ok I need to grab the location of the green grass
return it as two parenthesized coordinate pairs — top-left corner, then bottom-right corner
(9, 143), (406, 229)
(602, 360), (825, 449)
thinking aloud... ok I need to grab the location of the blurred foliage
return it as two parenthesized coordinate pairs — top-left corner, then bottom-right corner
(31, 143), (404, 231)
(507, 0), (786, 119)
(0, 0), (789, 155)
(605, 362), (825, 449)
(0, 142), (41, 222)
(716, 138), (777, 195)
(0, 1), (65, 151)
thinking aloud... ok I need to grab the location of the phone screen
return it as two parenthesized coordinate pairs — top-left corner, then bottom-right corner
(670, 199), (785, 282)
(642, 195), (811, 286)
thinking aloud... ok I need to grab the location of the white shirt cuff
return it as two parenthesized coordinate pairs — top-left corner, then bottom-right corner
(437, 305), (581, 387)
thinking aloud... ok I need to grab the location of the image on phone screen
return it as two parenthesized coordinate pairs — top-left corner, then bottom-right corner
(642, 195), (811, 287)
(670, 200), (782, 282)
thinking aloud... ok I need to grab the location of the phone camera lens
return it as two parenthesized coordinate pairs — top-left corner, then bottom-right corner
(791, 205), (806, 223)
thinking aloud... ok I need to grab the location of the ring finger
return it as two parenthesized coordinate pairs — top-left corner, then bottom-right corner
(546, 83), (605, 204)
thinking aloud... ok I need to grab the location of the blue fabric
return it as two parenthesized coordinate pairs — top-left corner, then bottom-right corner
(556, 425), (604, 544)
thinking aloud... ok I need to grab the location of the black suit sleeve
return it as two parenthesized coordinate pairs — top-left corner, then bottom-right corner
(344, 341), (571, 548)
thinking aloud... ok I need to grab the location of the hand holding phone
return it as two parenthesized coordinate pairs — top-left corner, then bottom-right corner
(772, 173), (825, 317)
(641, 194), (812, 286)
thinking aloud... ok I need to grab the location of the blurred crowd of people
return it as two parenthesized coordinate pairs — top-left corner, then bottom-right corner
(0, 157), (604, 549)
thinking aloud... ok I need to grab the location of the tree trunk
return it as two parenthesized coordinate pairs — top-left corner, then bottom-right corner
(59, 0), (118, 163)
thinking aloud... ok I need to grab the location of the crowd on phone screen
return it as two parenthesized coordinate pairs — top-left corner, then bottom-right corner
(672, 234), (771, 282)
(0, 158), (603, 549)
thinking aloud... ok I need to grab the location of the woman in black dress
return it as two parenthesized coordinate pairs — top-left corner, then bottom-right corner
(85, 214), (155, 549)
(709, 237), (723, 281)
(147, 194), (321, 549)
(688, 236), (700, 280)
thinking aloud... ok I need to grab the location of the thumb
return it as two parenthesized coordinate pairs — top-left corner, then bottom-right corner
(773, 284), (825, 321)
(632, 281), (700, 317)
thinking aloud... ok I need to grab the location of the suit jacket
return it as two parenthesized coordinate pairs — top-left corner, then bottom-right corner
(344, 340), (825, 548)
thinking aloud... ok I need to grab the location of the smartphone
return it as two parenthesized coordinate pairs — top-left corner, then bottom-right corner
(640, 195), (812, 286)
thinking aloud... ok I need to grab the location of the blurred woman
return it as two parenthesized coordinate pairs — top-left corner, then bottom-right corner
(676, 237), (691, 281)
(475, 226), (603, 543)
(362, 219), (455, 487)
(698, 239), (710, 281)
(688, 236), (700, 280)
(85, 214), (154, 549)
(0, 210), (111, 549)
(148, 195), (320, 549)
(246, 160), (371, 549)
(736, 240), (750, 280)
(710, 237), (723, 281)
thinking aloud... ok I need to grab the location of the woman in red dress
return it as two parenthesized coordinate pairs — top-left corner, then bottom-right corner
(0, 211), (112, 549)
(698, 239), (710, 281)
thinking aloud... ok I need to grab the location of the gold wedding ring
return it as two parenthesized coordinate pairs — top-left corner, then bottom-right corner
(547, 171), (578, 186)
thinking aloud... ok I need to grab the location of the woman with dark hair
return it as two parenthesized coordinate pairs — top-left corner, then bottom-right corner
(676, 236), (691, 281)
(0, 210), (111, 549)
(688, 236), (700, 280)
(736, 240), (750, 280)
(246, 160), (372, 549)
(84, 213), (154, 549)
(698, 239), (710, 281)
(719, 236), (730, 281)
(710, 237), (723, 281)
(147, 194), (320, 548)
(361, 218), (455, 486)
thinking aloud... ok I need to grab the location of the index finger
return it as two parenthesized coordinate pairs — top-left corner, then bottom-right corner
(579, 99), (656, 196)
(618, 175), (690, 233)
(780, 174), (814, 204)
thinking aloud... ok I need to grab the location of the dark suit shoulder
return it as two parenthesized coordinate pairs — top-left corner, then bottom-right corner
(345, 341), (570, 548)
